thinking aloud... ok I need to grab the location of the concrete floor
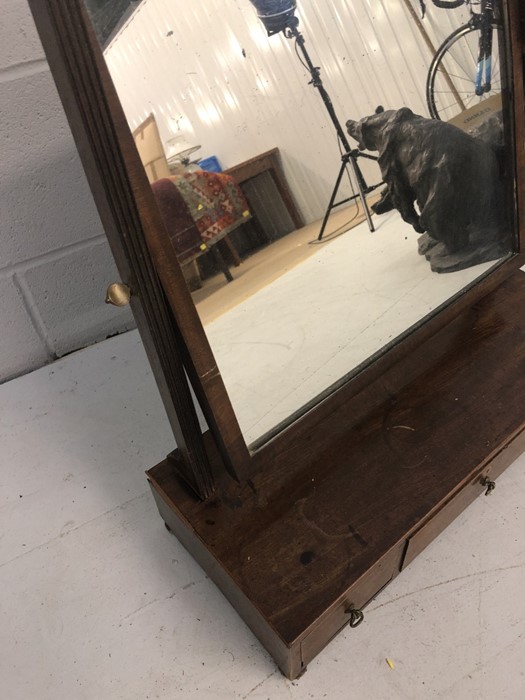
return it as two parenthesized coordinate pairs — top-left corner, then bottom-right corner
(1, 329), (524, 699)
(192, 202), (375, 325)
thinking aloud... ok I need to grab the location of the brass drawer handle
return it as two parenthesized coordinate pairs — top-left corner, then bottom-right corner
(481, 476), (496, 496)
(345, 605), (364, 628)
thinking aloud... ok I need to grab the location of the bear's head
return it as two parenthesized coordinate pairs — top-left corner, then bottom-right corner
(346, 107), (415, 152)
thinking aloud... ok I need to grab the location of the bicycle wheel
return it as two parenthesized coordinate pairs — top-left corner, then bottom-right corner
(426, 20), (502, 120)
(430, 0), (465, 7)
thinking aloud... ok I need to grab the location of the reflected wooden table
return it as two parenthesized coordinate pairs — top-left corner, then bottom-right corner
(224, 148), (304, 236)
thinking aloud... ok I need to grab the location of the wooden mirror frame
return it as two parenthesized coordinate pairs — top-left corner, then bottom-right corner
(30, 0), (524, 679)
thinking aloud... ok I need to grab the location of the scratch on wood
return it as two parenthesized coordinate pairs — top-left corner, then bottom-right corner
(199, 365), (220, 381)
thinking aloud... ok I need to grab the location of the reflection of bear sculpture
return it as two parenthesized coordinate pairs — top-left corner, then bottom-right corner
(346, 108), (509, 273)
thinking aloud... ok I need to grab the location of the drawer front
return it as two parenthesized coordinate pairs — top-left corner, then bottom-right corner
(300, 544), (402, 667)
(401, 466), (495, 570)
(400, 434), (522, 571)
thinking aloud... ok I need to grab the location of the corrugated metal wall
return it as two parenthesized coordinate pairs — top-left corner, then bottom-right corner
(104, 0), (471, 223)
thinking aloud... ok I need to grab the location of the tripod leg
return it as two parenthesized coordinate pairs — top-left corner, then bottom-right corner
(348, 155), (375, 233)
(318, 155), (376, 240)
(318, 160), (348, 241)
(286, 26), (378, 237)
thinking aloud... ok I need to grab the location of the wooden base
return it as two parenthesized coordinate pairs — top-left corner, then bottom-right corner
(147, 269), (525, 679)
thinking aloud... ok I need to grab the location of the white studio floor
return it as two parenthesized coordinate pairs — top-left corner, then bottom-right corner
(1, 329), (524, 699)
(205, 211), (498, 444)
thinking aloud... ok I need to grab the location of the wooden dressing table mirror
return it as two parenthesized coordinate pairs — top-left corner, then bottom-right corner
(29, 0), (524, 679)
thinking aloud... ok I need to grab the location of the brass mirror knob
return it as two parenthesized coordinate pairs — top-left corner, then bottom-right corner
(105, 283), (131, 307)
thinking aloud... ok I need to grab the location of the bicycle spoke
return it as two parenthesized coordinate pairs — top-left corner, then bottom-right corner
(427, 21), (502, 120)
(432, 89), (485, 95)
(436, 70), (480, 83)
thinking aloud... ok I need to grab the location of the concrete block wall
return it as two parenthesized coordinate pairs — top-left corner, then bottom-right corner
(0, 0), (135, 383)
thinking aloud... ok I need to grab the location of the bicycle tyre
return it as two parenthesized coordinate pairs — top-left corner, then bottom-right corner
(426, 20), (501, 120)
(430, 0), (465, 8)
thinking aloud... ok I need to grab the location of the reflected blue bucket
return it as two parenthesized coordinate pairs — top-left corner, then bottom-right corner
(198, 156), (222, 173)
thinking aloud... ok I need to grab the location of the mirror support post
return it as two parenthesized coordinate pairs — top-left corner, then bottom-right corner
(27, 0), (226, 499)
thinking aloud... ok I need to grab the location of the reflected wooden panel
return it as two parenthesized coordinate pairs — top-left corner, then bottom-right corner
(131, 113), (170, 184)
(224, 148), (304, 231)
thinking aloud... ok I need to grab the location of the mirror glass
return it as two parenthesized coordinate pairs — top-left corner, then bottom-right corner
(85, 0), (515, 446)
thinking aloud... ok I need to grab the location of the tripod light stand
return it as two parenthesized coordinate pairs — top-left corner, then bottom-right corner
(248, 0), (382, 240)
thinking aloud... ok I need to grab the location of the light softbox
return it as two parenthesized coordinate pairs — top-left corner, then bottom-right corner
(248, 0), (297, 35)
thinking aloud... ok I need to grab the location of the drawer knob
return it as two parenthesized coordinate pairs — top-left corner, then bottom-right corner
(105, 282), (131, 307)
(481, 476), (496, 496)
(345, 605), (364, 628)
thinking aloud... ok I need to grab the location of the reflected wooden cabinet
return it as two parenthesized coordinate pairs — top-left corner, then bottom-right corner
(29, 0), (525, 679)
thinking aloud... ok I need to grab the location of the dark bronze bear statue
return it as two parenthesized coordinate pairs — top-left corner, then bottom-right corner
(346, 108), (510, 272)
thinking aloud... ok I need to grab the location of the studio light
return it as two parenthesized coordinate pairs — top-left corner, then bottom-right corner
(248, 0), (297, 36)
(247, 0), (381, 240)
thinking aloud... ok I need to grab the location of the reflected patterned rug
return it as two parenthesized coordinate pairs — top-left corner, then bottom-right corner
(169, 172), (250, 242)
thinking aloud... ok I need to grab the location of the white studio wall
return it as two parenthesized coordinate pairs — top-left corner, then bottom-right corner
(104, 0), (470, 224)
(0, 0), (135, 383)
